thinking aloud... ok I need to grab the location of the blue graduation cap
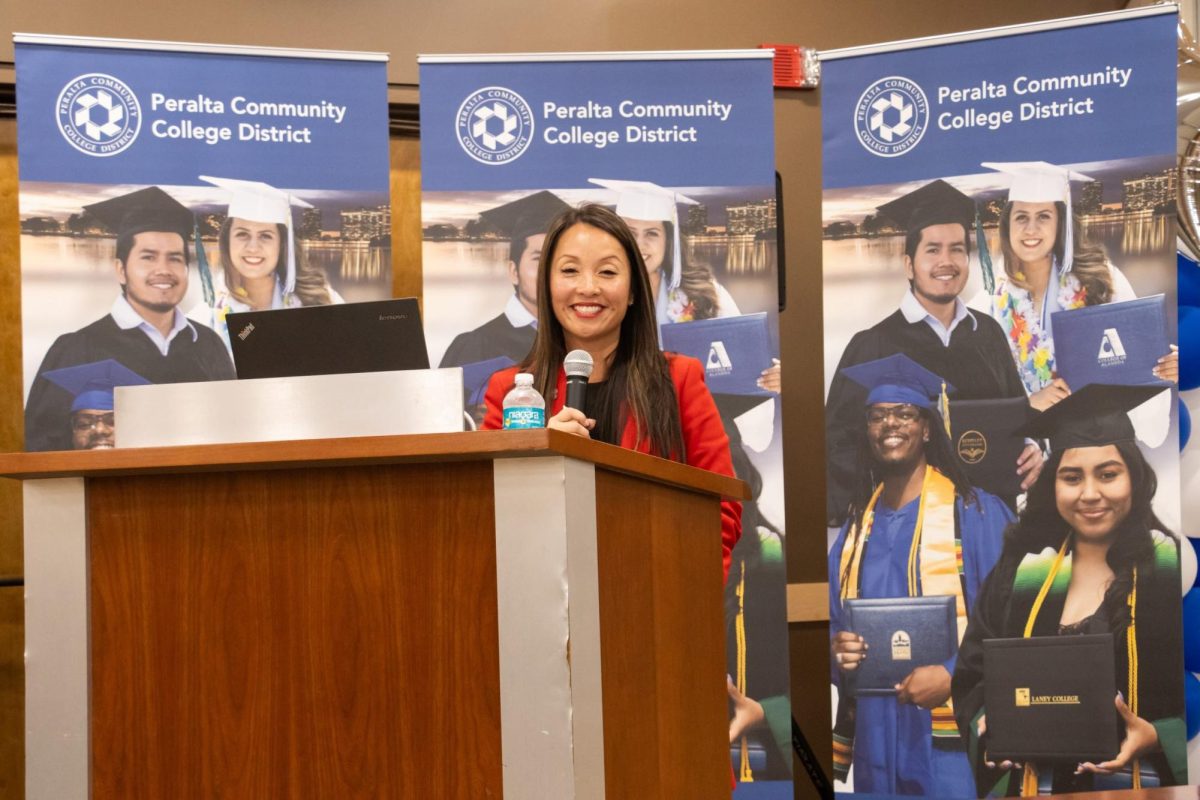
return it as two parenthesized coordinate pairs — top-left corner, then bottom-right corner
(461, 355), (517, 408)
(41, 359), (150, 413)
(840, 353), (954, 409)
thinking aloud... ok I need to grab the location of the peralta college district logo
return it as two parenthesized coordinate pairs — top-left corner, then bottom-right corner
(456, 86), (535, 166)
(854, 76), (929, 158)
(56, 73), (142, 157)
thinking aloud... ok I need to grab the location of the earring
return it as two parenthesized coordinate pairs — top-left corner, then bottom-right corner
(923, 434), (929, 442)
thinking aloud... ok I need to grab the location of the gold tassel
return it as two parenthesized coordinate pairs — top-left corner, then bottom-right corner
(736, 560), (754, 783)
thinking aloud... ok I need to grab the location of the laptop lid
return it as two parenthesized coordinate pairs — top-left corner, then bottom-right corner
(982, 633), (1118, 762)
(228, 298), (430, 380)
(659, 312), (774, 396)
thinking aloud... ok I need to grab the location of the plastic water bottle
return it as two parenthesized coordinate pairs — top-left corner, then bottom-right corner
(502, 373), (546, 429)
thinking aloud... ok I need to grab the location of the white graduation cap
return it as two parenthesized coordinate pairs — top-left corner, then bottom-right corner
(981, 161), (1094, 273)
(588, 178), (698, 325)
(199, 175), (313, 295)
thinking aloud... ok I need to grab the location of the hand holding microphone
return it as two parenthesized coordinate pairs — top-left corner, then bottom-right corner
(548, 350), (596, 437)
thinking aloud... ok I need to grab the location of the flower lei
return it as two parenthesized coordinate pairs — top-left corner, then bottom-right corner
(665, 287), (696, 322)
(993, 266), (1087, 394)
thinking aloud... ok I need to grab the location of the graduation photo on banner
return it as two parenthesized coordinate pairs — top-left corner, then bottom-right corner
(15, 35), (392, 451)
(418, 51), (792, 794)
(818, 7), (1185, 797)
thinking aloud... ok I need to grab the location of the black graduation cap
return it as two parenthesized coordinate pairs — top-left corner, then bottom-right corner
(479, 191), (571, 243)
(1021, 383), (1168, 451)
(876, 179), (976, 234)
(82, 186), (194, 240)
(41, 359), (150, 413)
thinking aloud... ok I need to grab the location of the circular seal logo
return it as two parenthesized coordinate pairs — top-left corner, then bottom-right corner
(854, 76), (928, 158)
(456, 86), (535, 165)
(56, 73), (142, 158)
(957, 430), (988, 465)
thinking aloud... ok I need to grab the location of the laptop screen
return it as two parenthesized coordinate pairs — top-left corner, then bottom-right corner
(227, 298), (430, 380)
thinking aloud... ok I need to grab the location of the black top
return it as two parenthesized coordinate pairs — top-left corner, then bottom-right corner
(583, 379), (620, 446)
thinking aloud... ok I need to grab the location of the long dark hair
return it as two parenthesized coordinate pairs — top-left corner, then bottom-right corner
(520, 204), (685, 460)
(218, 218), (331, 307)
(1003, 441), (1172, 626)
(998, 200), (1112, 306)
(845, 406), (976, 524)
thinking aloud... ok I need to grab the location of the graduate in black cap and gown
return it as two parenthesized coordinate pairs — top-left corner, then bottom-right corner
(24, 187), (235, 451)
(951, 384), (1185, 796)
(828, 354), (1014, 797)
(825, 180), (1038, 526)
(439, 191), (571, 368)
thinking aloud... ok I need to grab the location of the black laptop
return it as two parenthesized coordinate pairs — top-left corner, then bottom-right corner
(982, 634), (1119, 762)
(227, 298), (430, 380)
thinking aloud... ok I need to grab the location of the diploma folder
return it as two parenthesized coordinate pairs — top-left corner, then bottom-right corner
(659, 312), (774, 396)
(843, 595), (957, 697)
(1051, 295), (1171, 390)
(228, 298), (430, 380)
(949, 397), (1028, 498)
(982, 634), (1118, 762)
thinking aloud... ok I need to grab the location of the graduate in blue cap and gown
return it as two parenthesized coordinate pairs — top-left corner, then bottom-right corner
(39, 359), (149, 450)
(24, 186), (235, 451)
(828, 353), (1015, 796)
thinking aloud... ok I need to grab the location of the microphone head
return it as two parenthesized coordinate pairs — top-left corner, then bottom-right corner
(564, 349), (594, 379)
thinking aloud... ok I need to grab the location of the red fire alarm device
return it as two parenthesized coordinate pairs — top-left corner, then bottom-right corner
(758, 44), (819, 89)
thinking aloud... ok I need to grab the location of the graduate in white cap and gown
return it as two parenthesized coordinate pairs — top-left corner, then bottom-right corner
(969, 161), (1177, 410)
(189, 176), (342, 351)
(588, 178), (742, 325)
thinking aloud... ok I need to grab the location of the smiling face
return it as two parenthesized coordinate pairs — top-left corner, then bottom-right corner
(71, 409), (115, 450)
(904, 223), (969, 308)
(548, 222), (632, 353)
(1055, 444), (1133, 542)
(1008, 201), (1059, 266)
(116, 230), (188, 317)
(866, 402), (929, 473)
(622, 217), (667, 278)
(228, 218), (283, 282)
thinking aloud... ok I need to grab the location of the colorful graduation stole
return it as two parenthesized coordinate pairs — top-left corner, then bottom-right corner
(834, 465), (968, 766)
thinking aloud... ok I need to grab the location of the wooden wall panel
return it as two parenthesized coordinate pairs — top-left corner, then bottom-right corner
(594, 469), (728, 798)
(0, 114), (24, 798)
(87, 462), (502, 799)
(390, 137), (423, 306)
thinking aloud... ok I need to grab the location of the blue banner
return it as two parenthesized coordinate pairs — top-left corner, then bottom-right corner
(822, 13), (1176, 189)
(820, 9), (1183, 797)
(420, 51), (791, 797)
(16, 37), (392, 452)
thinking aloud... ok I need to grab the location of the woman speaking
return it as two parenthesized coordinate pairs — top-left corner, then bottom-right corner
(482, 204), (742, 578)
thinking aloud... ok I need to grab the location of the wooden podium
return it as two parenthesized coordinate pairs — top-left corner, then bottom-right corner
(0, 429), (746, 799)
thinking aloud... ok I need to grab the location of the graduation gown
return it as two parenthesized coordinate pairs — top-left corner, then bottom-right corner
(827, 488), (1013, 796)
(950, 532), (1187, 796)
(825, 309), (1027, 525)
(25, 314), (236, 451)
(439, 313), (535, 368)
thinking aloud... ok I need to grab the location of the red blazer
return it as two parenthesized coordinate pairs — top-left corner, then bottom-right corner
(483, 354), (742, 580)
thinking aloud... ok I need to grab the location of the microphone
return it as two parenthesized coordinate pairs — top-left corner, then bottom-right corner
(564, 350), (594, 411)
